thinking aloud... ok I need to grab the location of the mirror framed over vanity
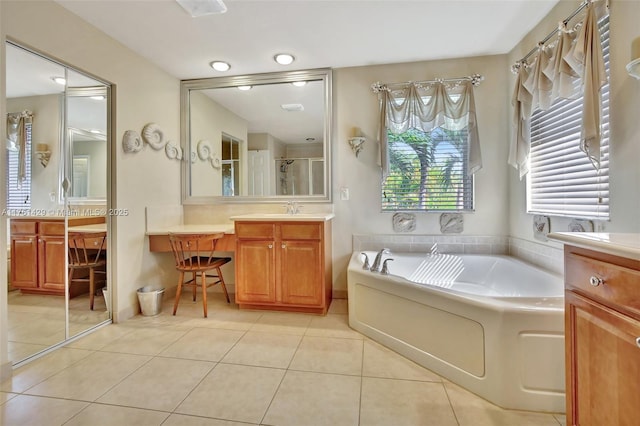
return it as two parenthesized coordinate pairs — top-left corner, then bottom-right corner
(180, 68), (333, 204)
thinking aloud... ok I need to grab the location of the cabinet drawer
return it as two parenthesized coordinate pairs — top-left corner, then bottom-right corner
(565, 252), (640, 316)
(10, 221), (36, 235)
(235, 223), (275, 239)
(39, 221), (66, 236)
(280, 223), (322, 240)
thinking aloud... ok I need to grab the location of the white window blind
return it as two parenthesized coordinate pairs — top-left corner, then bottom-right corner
(6, 123), (32, 211)
(382, 128), (473, 211)
(527, 16), (610, 219)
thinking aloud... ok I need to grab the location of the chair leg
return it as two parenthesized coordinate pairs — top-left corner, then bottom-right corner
(173, 271), (184, 315)
(217, 267), (230, 304)
(192, 272), (197, 302)
(89, 267), (95, 310)
(201, 271), (208, 318)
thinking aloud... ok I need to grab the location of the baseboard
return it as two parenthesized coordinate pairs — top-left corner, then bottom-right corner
(0, 361), (13, 383)
(333, 289), (348, 299)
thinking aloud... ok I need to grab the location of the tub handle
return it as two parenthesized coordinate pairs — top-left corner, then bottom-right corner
(589, 276), (604, 287)
(361, 253), (371, 270)
(636, 337), (640, 348)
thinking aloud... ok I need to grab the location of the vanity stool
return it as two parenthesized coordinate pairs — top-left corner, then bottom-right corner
(168, 232), (231, 317)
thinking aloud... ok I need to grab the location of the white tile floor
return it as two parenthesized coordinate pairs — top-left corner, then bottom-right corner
(0, 294), (566, 426)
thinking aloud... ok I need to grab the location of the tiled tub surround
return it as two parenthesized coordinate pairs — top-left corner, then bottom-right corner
(353, 234), (564, 275)
(347, 250), (565, 413)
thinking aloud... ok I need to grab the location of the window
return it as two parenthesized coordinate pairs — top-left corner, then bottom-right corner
(221, 133), (241, 196)
(527, 16), (610, 219)
(382, 127), (473, 211)
(6, 123), (32, 211)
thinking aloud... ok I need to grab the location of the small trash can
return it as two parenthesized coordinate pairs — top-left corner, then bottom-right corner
(137, 286), (165, 316)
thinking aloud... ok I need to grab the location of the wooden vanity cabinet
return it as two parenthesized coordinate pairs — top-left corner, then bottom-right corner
(563, 245), (640, 426)
(10, 217), (104, 296)
(235, 220), (332, 314)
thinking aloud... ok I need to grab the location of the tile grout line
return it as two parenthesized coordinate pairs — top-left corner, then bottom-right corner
(441, 380), (462, 426)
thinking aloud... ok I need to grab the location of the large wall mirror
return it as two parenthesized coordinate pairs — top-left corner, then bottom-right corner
(181, 68), (332, 204)
(5, 41), (111, 365)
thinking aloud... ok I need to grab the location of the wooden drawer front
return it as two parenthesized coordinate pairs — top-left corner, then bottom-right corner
(565, 253), (640, 316)
(235, 222), (275, 239)
(39, 221), (66, 236)
(280, 223), (322, 240)
(10, 221), (37, 235)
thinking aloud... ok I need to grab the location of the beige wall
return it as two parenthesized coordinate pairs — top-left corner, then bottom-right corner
(507, 1), (640, 246)
(2, 0), (183, 326)
(7, 94), (62, 210)
(190, 90), (248, 197)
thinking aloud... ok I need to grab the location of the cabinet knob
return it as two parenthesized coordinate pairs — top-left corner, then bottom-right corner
(589, 276), (604, 287)
(636, 337), (640, 348)
(281, 244), (286, 249)
(268, 244), (273, 249)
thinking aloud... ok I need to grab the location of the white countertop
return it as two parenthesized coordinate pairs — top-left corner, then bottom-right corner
(548, 232), (640, 260)
(230, 213), (335, 222)
(146, 224), (235, 236)
(68, 223), (107, 233)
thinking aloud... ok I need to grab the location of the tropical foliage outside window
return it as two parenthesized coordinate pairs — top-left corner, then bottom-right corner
(382, 127), (473, 211)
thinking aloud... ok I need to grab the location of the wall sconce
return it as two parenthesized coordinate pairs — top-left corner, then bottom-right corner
(348, 137), (365, 157)
(35, 143), (51, 167)
(627, 37), (640, 79)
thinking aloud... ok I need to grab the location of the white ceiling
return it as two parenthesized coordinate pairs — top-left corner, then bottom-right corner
(54, 0), (561, 80)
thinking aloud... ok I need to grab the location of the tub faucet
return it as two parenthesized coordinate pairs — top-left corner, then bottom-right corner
(360, 253), (371, 270)
(370, 248), (391, 272)
(285, 201), (301, 215)
(381, 258), (394, 275)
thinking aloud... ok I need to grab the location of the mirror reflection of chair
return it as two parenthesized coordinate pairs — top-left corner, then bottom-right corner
(168, 233), (231, 317)
(68, 231), (107, 310)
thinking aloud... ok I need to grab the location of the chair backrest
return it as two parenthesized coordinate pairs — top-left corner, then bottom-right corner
(168, 232), (224, 270)
(68, 231), (107, 267)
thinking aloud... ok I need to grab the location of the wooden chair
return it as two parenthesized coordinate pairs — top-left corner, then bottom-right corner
(168, 232), (231, 317)
(68, 231), (107, 310)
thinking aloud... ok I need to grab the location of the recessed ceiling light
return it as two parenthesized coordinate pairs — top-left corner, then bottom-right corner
(237, 85), (252, 91)
(89, 129), (102, 134)
(176, 0), (227, 17)
(52, 76), (66, 85)
(281, 103), (304, 112)
(210, 61), (230, 72)
(90, 95), (105, 100)
(292, 81), (307, 87)
(274, 53), (295, 65)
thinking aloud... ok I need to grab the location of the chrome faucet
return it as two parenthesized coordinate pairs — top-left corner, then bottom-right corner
(380, 258), (394, 275)
(370, 248), (391, 272)
(285, 201), (301, 215)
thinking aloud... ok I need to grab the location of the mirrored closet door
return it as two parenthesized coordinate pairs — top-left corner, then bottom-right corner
(5, 41), (111, 365)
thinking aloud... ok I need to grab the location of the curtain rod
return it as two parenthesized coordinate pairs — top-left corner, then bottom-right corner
(516, 0), (591, 65)
(371, 74), (484, 93)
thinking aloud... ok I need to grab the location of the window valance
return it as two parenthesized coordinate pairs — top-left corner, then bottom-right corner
(509, 0), (609, 178)
(373, 76), (483, 181)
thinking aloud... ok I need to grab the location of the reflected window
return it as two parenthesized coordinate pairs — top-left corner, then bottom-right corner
(222, 133), (241, 196)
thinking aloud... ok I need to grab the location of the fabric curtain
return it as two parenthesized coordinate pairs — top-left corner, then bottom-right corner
(509, 0), (608, 177)
(377, 80), (482, 180)
(6, 110), (33, 186)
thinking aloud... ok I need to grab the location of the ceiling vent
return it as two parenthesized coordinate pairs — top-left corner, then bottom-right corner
(176, 0), (227, 17)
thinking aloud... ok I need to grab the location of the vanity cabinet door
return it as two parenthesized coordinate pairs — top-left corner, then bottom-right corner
(235, 240), (276, 303)
(565, 290), (640, 426)
(10, 235), (38, 289)
(38, 235), (66, 291)
(280, 239), (323, 306)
